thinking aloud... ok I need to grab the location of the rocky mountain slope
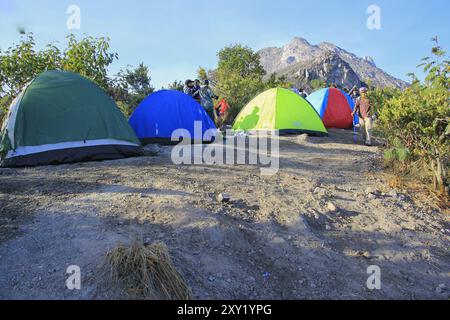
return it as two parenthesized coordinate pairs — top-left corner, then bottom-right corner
(258, 37), (408, 91)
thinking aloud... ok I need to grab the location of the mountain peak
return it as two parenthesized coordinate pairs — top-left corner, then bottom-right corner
(258, 37), (408, 89)
(290, 37), (311, 46)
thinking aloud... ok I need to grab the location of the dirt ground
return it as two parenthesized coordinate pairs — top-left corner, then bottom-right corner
(0, 129), (449, 300)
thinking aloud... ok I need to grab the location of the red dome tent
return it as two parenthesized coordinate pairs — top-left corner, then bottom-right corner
(306, 88), (356, 129)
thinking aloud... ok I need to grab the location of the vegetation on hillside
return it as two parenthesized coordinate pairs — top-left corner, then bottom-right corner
(375, 38), (449, 194)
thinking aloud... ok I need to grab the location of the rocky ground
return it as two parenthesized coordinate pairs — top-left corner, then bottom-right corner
(0, 129), (449, 300)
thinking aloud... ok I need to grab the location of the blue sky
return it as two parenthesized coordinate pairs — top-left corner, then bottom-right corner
(0, 0), (449, 88)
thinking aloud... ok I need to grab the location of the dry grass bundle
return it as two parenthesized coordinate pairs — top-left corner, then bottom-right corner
(101, 241), (193, 300)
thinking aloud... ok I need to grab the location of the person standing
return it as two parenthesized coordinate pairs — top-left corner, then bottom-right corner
(214, 98), (231, 124)
(192, 79), (202, 104)
(352, 87), (373, 146)
(200, 80), (218, 120)
(184, 80), (194, 96)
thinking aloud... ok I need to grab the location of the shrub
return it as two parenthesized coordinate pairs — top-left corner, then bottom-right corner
(377, 37), (449, 193)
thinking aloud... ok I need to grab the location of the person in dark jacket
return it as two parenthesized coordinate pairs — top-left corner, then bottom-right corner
(192, 79), (201, 103)
(184, 80), (195, 96)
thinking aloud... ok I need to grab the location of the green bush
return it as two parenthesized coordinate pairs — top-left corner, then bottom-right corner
(383, 138), (411, 164)
(377, 37), (449, 193)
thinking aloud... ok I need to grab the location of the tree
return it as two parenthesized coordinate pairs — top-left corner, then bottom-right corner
(109, 63), (154, 117)
(197, 67), (208, 82)
(310, 79), (326, 90)
(265, 73), (291, 89)
(166, 80), (184, 92)
(62, 34), (118, 91)
(215, 44), (266, 119)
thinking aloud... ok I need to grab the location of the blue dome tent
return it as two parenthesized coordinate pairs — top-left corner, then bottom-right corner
(129, 90), (217, 145)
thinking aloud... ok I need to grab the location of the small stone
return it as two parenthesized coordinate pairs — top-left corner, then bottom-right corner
(327, 202), (337, 212)
(207, 276), (215, 282)
(217, 193), (231, 203)
(388, 190), (398, 198)
(273, 236), (286, 244)
(436, 284), (446, 294)
(313, 187), (327, 198)
(325, 224), (332, 231)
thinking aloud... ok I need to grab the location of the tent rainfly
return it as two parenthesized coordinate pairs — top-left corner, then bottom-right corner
(306, 87), (356, 129)
(232, 87), (327, 136)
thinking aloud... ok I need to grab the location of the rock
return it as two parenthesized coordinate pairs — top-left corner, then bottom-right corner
(207, 276), (215, 282)
(365, 187), (380, 198)
(325, 224), (332, 231)
(273, 236), (286, 244)
(436, 284), (446, 294)
(313, 187), (327, 198)
(388, 190), (398, 198)
(217, 193), (231, 203)
(327, 202), (337, 212)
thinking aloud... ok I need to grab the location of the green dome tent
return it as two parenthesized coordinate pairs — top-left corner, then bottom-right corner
(232, 88), (327, 136)
(0, 71), (143, 167)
